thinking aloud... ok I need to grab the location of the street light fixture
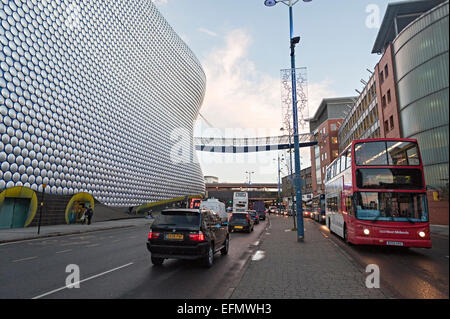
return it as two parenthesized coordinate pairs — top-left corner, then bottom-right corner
(265, 0), (311, 242)
(245, 171), (255, 191)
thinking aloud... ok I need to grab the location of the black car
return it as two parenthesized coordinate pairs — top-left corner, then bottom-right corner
(248, 210), (260, 224)
(147, 209), (229, 267)
(228, 212), (254, 233)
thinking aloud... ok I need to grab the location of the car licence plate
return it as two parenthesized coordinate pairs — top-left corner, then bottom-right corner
(386, 241), (403, 246)
(235, 226), (243, 229)
(166, 233), (184, 240)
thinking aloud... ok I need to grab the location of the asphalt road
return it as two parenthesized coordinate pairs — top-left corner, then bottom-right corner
(311, 218), (449, 299)
(1, 216), (447, 299)
(0, 219), (269, 299)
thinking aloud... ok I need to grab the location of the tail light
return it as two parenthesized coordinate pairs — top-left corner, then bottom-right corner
(148, 231), (160, 239)
(246, 214), (250, 222)
(189, 231), (205, 241)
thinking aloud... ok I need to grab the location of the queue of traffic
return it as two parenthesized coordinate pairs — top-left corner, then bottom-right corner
(147, 192), (267, 268)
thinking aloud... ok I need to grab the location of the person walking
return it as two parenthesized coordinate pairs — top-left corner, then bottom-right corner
(86, 206), (94, 225)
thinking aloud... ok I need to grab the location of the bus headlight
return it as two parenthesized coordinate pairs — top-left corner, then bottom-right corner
(418, 231), (426, 238)
(363, 228), (370, 236)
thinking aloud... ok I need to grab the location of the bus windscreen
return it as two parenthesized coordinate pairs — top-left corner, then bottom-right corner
(355, 192), (428, 222)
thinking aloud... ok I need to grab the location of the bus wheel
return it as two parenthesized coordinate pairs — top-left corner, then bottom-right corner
(326, 218), (331, 233)
(344, 225), (353, 246)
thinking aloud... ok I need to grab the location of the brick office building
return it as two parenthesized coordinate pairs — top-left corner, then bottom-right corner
(310, 97), (356, 196)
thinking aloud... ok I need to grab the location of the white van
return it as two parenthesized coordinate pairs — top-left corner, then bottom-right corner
(200, 198), (227, 222)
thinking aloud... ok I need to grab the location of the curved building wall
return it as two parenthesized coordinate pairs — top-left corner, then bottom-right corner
(0, 0), (205, 207)
(393, 1), (449, 187)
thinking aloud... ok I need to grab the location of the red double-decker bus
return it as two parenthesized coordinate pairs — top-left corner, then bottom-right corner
(324, 138), (431, 248)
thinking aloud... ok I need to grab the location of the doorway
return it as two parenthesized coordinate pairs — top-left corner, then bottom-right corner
(0, 197), (31, 229)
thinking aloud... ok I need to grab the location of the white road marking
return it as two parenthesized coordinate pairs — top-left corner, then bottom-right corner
(60, 241), (91, 246)
(251, 250), (265, 261)
(12, 256), (37, 263)
(55, 249), (72, 254)
(32, 262), (134, 299)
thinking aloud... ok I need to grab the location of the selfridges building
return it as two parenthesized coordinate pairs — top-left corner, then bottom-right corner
(0, 0), (206, 223)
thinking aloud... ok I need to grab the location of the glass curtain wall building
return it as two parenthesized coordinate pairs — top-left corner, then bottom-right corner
(0, 0), (206, 207)
(392, 1), (449, 188)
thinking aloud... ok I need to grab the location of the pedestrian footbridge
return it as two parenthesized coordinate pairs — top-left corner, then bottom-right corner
(194, 134), (316, 153)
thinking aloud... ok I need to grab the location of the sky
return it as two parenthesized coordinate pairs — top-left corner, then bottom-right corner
(153, 0), (391, 184)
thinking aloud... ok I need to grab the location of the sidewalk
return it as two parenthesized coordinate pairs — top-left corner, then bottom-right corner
(230, 216), (390, 299)
(0, 217), (153, 244)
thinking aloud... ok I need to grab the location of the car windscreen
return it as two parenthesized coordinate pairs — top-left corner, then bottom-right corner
(153, 211), (200, 228)
(231, 214), (247, 221)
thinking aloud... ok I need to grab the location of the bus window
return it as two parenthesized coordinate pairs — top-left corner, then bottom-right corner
(386, 141), (420, 166)
(356, 168), (424, 189)
(355, 141), (388, 165)
(336, 158), (341, 175)
(341, 154), (346, 171)
(346, 149), (352, 168)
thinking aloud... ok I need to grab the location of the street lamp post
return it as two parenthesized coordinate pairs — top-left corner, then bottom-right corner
(281, 127), (296, 229)
(274, 154), (283, 214)
(245, 171), (255, 191)
(37, 184), (47, 235)
(265, 0), (310, 241)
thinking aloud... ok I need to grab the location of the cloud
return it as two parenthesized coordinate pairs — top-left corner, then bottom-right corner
(200, 29), (281, 133)
(198, 27), (218, 37)
(199, 28), (336, 136)
(307, 79), (337, 120)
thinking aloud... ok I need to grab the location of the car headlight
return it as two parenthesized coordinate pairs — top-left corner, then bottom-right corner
(363, 228), (370, 236)
(418, 231), (426, 238)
